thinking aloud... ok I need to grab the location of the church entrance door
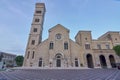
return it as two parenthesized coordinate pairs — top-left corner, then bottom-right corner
(56, 59), (61, 67)
(55, 53), (62, 67)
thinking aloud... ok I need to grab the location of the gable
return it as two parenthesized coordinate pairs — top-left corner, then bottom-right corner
(49, 24), (70, 33)
(48, 24), (70, 41)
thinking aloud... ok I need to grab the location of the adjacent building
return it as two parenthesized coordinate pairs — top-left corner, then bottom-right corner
(23, 3), (120, 68)
(0, 52), (16, 69)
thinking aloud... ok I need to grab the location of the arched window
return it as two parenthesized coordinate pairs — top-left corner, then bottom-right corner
(35, 18), (40, 22)
(39, 58), (42, 67)
(36, 10), (42, 14)
(27, 51), (30, 59)
(33, 28), (37, 32)
(97, 44), (101, 49)
(106, 45), (110, 49)
(32, 51), (35, 59)
(31, 40), (35, 45)
(64, 42), (68, 50)
(49, 42), (54, 49)
(85, 44), (90, 49)
(75, 58), (79, 67)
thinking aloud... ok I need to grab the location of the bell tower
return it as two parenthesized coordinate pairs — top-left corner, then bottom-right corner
(23, 3), (46, 66)
(28, 3), (45, 47)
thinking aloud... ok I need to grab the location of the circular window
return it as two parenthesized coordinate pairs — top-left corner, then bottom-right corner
(56, 34), (62, 39)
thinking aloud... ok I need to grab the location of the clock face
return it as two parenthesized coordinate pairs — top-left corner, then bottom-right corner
(56, 34), (62, 39)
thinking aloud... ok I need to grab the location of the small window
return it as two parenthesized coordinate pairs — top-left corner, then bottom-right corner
(64, 42), (68, 50)
(115, 38), (117, 41)
(85, 44), (90, 49)
(31, 40), (35, 45)
(35, 19), (39, 22)
(75, 58), (79, 67)
(97, 44), (101, 49)
(39, 58), (42, 67)
(85, 38), (87, 40)
(30, 63), (33, 67)
(36, 11), (42, 14)
(106, 45), (110, 49)
(27, 51), (30, 59)
(32, 51), (35, 59)
(33, 28), (37, 32)
(49, 42), (54, 49)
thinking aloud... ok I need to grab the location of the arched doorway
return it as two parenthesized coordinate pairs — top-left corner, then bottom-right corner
(109, 55), (116, 68)
(99, 55), (107, 68)
(75, 58), (79, 67)
(39, 58), (42, 67)
(55, 53), (62, 67)
(86, 54), (94, 68)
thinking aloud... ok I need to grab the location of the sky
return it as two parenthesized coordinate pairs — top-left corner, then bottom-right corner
(0, 0), (120, 55)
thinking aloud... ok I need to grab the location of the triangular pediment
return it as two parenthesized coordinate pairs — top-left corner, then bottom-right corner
(49, 24), (70, 33)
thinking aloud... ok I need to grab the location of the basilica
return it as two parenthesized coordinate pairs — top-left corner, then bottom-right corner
(23, 3), (120, 68)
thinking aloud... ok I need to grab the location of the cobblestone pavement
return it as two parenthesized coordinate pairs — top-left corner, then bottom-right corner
(0, 69), (120, 80)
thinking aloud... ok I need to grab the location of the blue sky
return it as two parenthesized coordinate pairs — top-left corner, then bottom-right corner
(0, 0), (120, 55)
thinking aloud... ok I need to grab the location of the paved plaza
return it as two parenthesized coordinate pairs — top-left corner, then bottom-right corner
(0, 68), (120, 80)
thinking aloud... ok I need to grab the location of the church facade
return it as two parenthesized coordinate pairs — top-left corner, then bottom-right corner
(23, 3), (120, 68)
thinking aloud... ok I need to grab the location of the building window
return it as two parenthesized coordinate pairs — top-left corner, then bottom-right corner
(32, 51), (35, 59)
(106, 45), (110, 49)
(75, 58), (79, 67)
(31, 40), (35, 45)
(30, 63), (33, 67)
(36, 11), (42, 14)
(49, 42), (54, 49)
(33, 28), (37, 32)
(35, 19), (40, 22)
(27, 51), (30, 59)
(97, 44), (101, 49)
(64, 42), (68, 50)
(39, 58), (42, 67)
(56, 34), (62, 39)
(85, 44), (90, 49)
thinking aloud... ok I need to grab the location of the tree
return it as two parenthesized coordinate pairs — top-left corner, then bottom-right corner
(15, 55), (24, 66)
(113, 45), (120, 57)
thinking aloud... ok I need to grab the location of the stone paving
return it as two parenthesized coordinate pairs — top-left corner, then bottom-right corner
(0, 69), (120, 80)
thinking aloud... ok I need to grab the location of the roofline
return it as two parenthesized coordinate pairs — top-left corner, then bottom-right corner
(48, 24), (70, 32)
(98, 31), (120, 39)
(0, 51), (16, 56)
(75, 30), (91, 39)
